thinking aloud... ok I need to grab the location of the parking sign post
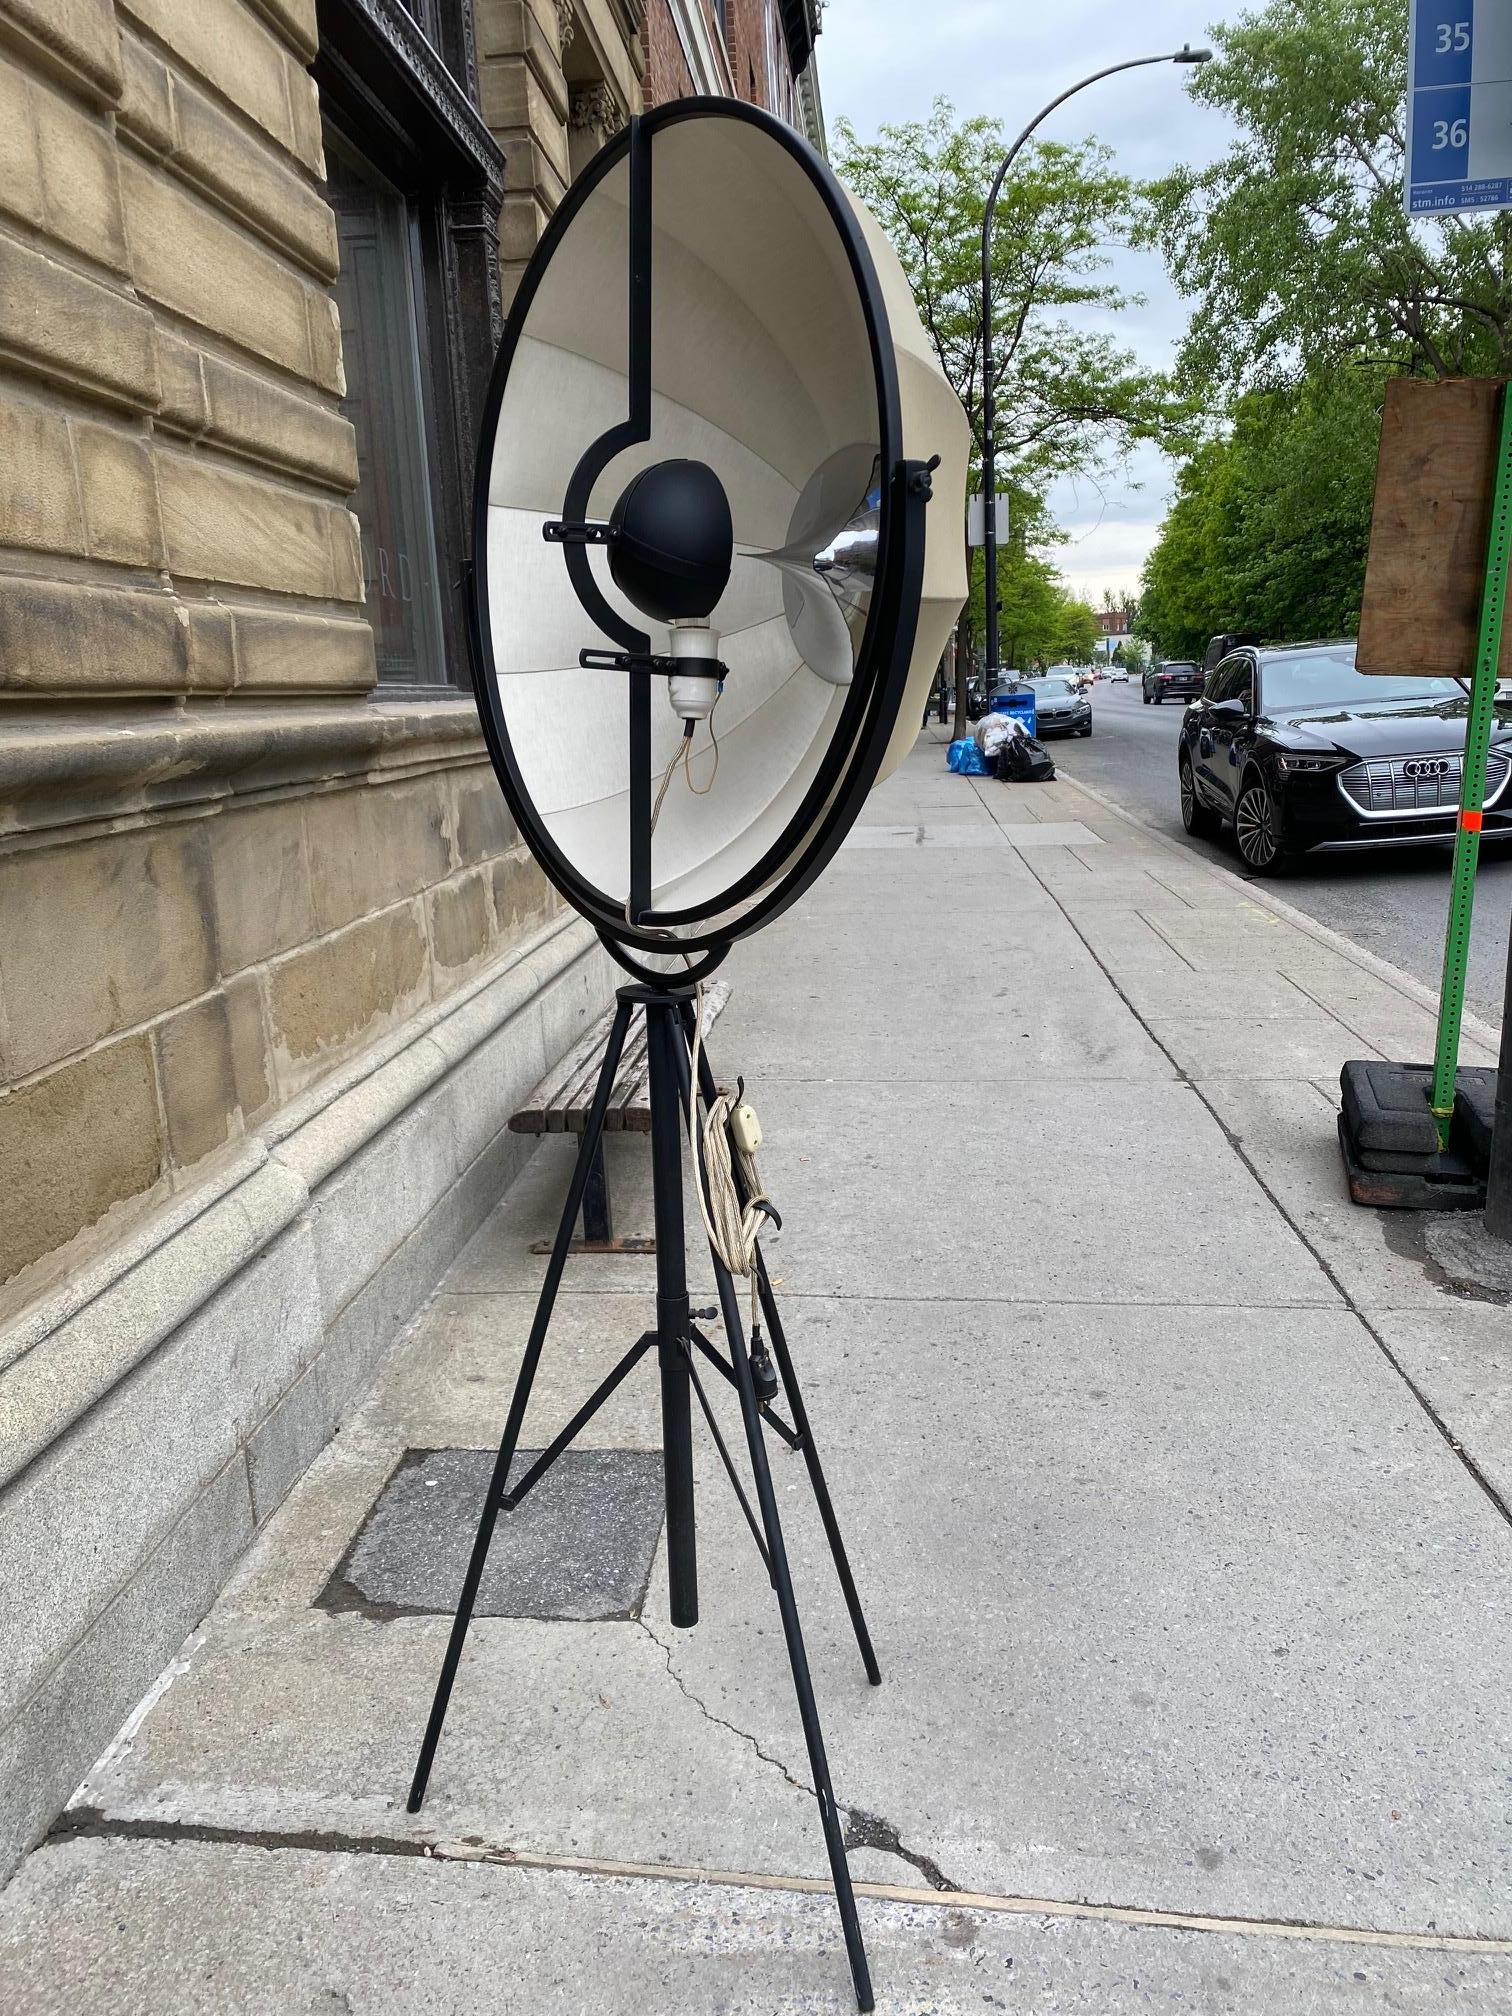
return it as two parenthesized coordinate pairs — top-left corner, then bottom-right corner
(1428, 384), (1512, 1149)
(1400, 4), (1512, 1159)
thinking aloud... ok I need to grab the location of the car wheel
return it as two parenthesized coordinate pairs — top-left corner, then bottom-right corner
(1152, 692), (1163, 705)
(1142, 690), (1150, 705)
(1080, 723), (1093, 737)
(1179, 753), (1220, 838)
(1234, 771), (1288, 874)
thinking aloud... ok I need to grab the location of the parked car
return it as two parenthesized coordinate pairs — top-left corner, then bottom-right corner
(1176, 639), (1512, 873)
(1144, 660), (1204, 704)
(1030, 672), (1093, 737)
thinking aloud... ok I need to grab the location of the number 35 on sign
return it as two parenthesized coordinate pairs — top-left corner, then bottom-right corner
(1406, 1), (1512, 215)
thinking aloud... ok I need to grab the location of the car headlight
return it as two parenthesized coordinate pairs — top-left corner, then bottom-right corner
(1274, 753), (1344, 774)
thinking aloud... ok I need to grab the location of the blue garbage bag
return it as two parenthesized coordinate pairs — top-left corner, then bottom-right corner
(947, 737), (988, 775)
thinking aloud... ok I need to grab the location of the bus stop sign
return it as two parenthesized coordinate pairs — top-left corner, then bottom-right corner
(1407, 1), (1512, 215)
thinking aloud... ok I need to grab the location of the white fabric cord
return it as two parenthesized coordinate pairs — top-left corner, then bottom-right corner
(687, 983), (771, 1328)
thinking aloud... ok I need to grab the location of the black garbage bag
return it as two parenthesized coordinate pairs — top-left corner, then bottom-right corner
(994, 733), (1056, 783)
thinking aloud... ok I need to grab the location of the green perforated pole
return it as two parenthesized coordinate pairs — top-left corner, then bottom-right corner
(1429, 383), (1512, 1151)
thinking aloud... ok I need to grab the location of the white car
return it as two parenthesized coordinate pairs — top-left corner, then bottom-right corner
(1106, 665), (1130, 684)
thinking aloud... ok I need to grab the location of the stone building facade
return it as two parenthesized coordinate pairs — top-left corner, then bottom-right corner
(0, 0), (824, 1879)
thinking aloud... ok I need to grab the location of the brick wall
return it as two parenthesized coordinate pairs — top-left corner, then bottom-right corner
(640, 1), (804, 119)
(642, 0), (694, 102)
(723, 0), (770, 109)
(0, 0), (559, 1311)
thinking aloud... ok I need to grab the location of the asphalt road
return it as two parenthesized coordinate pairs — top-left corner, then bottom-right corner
(1044, 679), (1512, 1031)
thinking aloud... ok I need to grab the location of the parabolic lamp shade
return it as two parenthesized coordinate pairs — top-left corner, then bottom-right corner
(471, 101), (969, 959)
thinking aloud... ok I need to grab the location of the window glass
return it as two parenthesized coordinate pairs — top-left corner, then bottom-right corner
(1209, 658), (1247, 705)
(326, 134), (448, 686)
(1259, 645), (1441, 713)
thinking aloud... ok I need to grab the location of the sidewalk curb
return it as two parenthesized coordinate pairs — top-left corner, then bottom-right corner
(929, 723), (1504, 1053)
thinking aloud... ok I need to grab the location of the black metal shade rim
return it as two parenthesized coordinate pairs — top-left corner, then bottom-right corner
(467, 96), (910, 957)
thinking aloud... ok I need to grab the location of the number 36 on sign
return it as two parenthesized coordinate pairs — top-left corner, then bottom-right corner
(1406, 0), (1512, 215)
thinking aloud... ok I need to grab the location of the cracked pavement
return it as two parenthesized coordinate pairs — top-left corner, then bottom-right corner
(5, 737), (1512, 2012)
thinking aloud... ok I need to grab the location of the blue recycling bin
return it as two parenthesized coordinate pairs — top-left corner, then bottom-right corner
(989, 684), (1037, 738)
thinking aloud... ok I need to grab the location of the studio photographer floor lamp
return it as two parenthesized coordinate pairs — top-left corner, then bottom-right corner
(406, 101), (969, 2010)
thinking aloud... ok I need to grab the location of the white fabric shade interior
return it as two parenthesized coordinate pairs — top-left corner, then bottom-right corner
(483, 118), (970, 920)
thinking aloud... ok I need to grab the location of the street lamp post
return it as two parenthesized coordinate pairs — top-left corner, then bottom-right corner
(979, 46), (1212, 688)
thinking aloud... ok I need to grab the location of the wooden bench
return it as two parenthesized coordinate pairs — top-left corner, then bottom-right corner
(510, 981), (732, 1252)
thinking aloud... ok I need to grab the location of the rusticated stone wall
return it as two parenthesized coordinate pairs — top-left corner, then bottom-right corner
(0, 0), (369, 698)
(0, 708), (560, 1305)
(478, 0), (645, 307)
(0, 0), (558, 1310)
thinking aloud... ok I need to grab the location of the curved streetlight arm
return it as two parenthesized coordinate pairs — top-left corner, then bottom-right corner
(979, 46), (1210, 685)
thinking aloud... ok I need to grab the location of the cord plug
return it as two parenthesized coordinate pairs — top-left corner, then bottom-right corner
(729, 1100), (763, 1155)
(749, 1326), (779, 1404)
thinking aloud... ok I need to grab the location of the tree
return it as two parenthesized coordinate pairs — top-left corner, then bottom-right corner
(1053, 598), (1100, 666)
(1146, 0), (1512, 398)
(834, 100), (1193, 729)
(1136, 369), (1385, 660)
(967, 538), (1099, 672)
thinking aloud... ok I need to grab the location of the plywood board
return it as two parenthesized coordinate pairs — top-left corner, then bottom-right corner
(1357, 376), (1512, 679)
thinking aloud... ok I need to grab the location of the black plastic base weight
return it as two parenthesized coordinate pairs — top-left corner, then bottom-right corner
(1337, 1060), (1493, 1210)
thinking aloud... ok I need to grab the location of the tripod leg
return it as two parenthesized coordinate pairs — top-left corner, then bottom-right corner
(681, 1001), (880, 1685)
(671, 1024), (873, 2013)
(709, 1245), (874, 2013)
(408, 998), (636, 1814)
(647, 1001), (698, 1628)
(755, 1251), (881, 1687)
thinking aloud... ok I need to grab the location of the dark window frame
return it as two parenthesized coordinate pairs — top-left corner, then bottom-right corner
(315, 0), (505, 695)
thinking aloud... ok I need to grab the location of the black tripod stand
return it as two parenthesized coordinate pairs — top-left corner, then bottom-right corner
(408, 980), (881, 2011)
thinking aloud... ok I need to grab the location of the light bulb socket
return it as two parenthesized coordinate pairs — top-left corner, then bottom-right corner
(666, 622), (724, 720)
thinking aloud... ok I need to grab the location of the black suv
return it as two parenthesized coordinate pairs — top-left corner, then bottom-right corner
(1177, 639), (1512, 873)
(1143, 660), (1204, 704)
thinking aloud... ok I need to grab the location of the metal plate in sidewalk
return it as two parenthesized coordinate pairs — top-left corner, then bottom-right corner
(318, 1446), (665, 1623)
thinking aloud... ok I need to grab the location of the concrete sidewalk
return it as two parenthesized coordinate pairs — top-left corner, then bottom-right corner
(4, 730), (1512, 2013)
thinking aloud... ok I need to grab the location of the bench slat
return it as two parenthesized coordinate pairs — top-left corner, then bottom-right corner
(510, 982), (731, 1136)
(511, 1004), (618, 1133)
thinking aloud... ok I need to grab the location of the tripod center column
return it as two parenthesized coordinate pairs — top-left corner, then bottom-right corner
(645, 996), (699, 1628)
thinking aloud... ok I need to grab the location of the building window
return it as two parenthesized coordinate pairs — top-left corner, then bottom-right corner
(315, 0), (504, 693)
(327, 136), (447, 686)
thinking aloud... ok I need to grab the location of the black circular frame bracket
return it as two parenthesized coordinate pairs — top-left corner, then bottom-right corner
(464, 98), (933, 975)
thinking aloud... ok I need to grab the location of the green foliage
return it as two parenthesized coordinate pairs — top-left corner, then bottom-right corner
(1055, 597), (1101, 666)
(964, 503), (1100, 670)
(834, 99), (1193, 496)
(1146, 0), (1512, 396)
(1137, 370), (1385, 660)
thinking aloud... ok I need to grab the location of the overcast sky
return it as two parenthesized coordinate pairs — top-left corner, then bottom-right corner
(818, 0), (1242, 602)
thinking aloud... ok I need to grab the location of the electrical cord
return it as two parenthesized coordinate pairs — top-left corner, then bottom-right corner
(684, 710), (719, 795)
(687, 982), (775, 1335)
(622, 710), (781, 1376)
